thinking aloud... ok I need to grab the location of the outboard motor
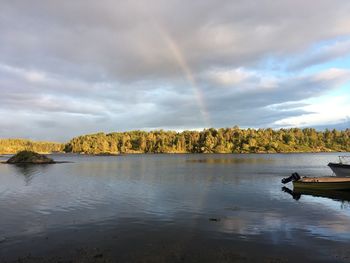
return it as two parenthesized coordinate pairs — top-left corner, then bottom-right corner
(281, 172), (301, 184)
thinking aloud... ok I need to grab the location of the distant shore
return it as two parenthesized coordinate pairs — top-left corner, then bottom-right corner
(0, 151), (347, 156)
(1, 127), (349, 155)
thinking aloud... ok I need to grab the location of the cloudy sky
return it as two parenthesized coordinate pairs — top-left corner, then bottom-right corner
(1, 0), (350, 141)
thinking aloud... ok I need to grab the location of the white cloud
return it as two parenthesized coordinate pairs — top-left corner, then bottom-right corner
(206, 68), (254, 86)
(0, 63), (48, 83)
(25, 71), (47, 83)
(313, 68), (350, 82)
(274, 95), (350, 127)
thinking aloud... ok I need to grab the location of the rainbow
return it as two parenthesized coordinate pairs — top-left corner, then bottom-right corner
(154, 24), (211, 127)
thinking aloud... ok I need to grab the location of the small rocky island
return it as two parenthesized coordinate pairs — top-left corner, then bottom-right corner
(6, 150), (55, 164)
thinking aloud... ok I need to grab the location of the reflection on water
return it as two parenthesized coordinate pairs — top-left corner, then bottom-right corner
(1, 153), (350, 262)
(282, 186), (350, 204)
(186, 157), (274, 164)
(282, 186), (302, 200)
(11, 164), (47, 185)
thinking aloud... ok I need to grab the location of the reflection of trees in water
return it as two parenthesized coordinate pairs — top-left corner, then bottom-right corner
(282, 186), (350, 209)
(187, 158), (273, 164)
(13, 164), (49, 185)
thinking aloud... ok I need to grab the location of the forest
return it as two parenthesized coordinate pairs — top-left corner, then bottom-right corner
(64, 127), (350, 154)
(1, 127), (349, 155)
(0, 139), (64, 154)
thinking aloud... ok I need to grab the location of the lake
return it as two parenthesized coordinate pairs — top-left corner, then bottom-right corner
(1, 153), (350, 262)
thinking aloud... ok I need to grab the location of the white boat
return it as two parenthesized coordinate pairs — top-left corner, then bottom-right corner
(328, 156), (350, 177)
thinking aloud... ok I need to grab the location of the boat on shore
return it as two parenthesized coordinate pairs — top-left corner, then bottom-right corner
(328, 156), (350, 177)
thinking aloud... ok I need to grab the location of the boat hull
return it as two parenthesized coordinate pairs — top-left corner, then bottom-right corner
(293, 180), (350, 191)
(328, 163), (350, 177)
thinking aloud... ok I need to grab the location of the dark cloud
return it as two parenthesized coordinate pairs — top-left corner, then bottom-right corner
(1, 0), (350, 80)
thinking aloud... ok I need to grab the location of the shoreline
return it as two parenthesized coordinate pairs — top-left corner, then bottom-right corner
(0, 151), (348, 156)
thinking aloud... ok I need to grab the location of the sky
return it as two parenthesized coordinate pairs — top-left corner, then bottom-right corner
(0, 0), (350, 141)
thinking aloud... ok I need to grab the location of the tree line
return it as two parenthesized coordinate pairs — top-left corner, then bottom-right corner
(0, 139), (64, 154)
(65, 127), (350, 154)
(1, 127), (349, 155)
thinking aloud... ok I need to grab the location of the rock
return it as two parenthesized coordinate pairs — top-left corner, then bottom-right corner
(6, 151), (55, 164)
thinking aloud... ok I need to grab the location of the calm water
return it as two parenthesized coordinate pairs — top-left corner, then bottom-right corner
(1, 153), (350, 262)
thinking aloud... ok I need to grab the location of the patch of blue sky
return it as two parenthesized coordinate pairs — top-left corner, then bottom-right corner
(302, 55), (350, 75)
(309, 35), (350, 51)
(258, 36), (350, 77)
(305, 89), (349, 105)
(254, 56), (290, 77)
(296, 36), (350, 73)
